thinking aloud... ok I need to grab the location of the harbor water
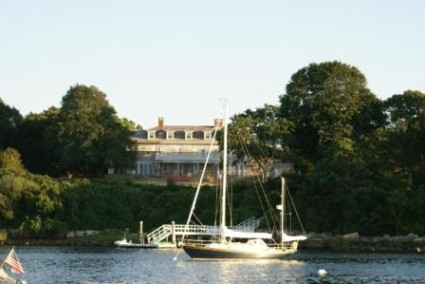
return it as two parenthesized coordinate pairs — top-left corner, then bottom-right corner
(4, 246), (425, 283)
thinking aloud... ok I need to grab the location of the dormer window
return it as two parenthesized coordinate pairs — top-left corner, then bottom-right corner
(156, 130), (166, 139)
(193, 131), (204, 140)
(134, 130), (148, 139)
(175, 131), (185, 139)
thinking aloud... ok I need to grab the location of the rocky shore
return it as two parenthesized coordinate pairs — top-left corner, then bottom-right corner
(300, 232), (425, 253)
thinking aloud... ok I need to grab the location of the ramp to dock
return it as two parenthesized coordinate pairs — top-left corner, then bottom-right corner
(146, 217), (262, 245)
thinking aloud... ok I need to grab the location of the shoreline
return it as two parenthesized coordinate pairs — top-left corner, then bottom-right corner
(299, 232), (425, 253)
(3, 232), (425, 254)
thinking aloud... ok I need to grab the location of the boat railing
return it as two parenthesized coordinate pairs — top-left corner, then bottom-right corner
(182, 238), (219, 246)
(268, 242), (298, 251)
(174, 224), (221, 235)
(174, 224), (259, 235)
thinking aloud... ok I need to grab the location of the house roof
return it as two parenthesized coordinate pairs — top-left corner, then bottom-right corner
(147, 125), (217, 132)
(145, 117), (223, 132)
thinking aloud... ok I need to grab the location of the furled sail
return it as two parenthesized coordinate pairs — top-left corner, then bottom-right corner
(222, 226), (273, 239)
(281, 233), (307, 242)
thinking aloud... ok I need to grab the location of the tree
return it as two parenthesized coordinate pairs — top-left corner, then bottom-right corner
(383, 90), (425, 189)
(227, 105), (293, 179)
(278, 61), (390, 234)
(279, 61), (377, 166)
(57, 84), (136, 176)
(0, 148), (28, 220)
(16, 107), (62, 176)
(0, 98), (23, 150)
(0, 147), (65, 237)
(119, 117), (142, 131)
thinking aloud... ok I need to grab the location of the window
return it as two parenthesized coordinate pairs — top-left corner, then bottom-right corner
(175, 131), (185, 139)
(156, 130), (166, 139)
(193, 131), (204, 139)
(135, 130), (148, 139)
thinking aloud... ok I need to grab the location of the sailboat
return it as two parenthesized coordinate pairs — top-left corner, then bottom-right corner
(0, 247), (27, 284)
(181, 101), (307, 260)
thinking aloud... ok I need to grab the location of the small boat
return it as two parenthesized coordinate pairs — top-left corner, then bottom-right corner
(114, 238), (157, 249)
(181, 100), (307, 260)
(114, 225), (158, 249)
(0, 247), (27, 284)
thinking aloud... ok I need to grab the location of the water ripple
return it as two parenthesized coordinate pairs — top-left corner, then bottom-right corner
(3, 246), (424, 283)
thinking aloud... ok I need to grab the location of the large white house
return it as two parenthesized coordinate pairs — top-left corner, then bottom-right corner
(131, 117), (223, 180)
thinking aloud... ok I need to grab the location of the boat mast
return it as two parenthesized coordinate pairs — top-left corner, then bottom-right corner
(221, 100), (228, 236)
(281, 177), (286, 246)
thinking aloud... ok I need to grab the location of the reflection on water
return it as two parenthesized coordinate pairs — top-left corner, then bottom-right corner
(3, 246), (425, 283)
(213, 259), (307, 283)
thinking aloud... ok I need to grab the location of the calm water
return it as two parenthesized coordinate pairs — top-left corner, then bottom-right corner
(3, 246), (425, 283)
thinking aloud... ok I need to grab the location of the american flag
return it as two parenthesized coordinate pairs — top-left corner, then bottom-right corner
(4, 248), (25, 274)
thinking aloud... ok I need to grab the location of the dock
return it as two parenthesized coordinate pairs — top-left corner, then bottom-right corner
(114, 218), (262, 249)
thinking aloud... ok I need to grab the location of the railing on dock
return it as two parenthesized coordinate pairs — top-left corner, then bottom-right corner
(147, 224), (172, 244)
(146, 217), (262, 244)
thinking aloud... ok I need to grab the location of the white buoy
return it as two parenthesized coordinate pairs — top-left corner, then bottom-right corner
(317, 269), (327, 277)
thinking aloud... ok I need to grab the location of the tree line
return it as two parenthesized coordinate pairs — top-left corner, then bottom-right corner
(1, 61), (425, 238)
(1, 84), (138, 177)
(228, 61), (425, 235)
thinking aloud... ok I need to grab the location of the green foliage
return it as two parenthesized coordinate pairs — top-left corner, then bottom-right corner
(2, 62), (425, 238)
(0, 148), (65, 237)
(0, 148), (29, 219)
(0, 98), (23, 150)
(280, 61), (376, 163)
(56, 178), (288, 236)
(58, 179), (215, 232)
(56, 84), (136, 176)
(383, 90), (425, 189)
(0, 230), (7, 243)
(16, 107), (62, 176)
(272, 62), (425, 235)
(228, 179), (268, 223)
(119, 117), (142, 131)
(0, 147), (26, 173)
(228, 105), (294, 180)
(72, 229), (125, 245)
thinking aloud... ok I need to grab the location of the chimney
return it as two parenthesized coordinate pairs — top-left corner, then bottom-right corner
(214, 119), (223, 128)
(158, 117), (164, 130)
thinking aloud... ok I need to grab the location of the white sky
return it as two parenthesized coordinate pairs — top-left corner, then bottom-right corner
(1, 0), (424, 128)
